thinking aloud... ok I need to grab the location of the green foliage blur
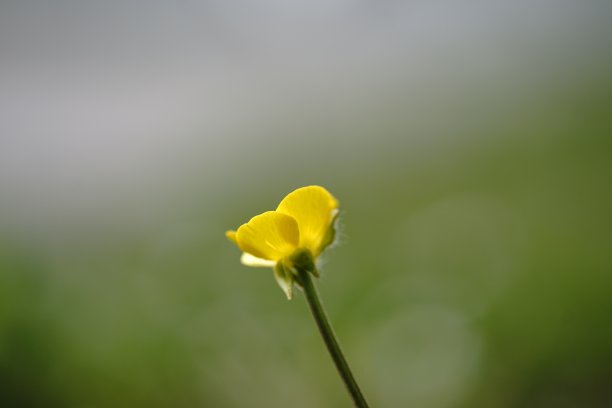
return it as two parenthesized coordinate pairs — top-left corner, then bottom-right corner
(3, 81), (612, 407)
(1, 3), (612, 408)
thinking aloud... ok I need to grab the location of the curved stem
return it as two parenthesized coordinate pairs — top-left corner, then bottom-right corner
(296, 268), (369, 408)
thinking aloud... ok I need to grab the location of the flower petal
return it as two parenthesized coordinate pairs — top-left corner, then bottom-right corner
(225, 230), (238, 245)
(236, 211), (299, 260)
(276, 186), (339, 255)
(241, 252), (276, 268)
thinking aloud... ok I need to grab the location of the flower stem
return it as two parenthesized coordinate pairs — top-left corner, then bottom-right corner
(296, 267), (369, 408)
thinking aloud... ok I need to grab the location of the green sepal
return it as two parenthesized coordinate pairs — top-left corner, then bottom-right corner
(317, 210), (339, 256)
(273, 261), (295, 300)
(290, 248), (318, 278)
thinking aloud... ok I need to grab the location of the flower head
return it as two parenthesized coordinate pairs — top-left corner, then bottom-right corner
(226, 185), (339, 299)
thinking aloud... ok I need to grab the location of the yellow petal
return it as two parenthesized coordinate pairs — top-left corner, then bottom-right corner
(276, 186), (339, 256)
(236, 211), (299, 261)
(225, 230), (238, 245)
(241, 252), (276, 268)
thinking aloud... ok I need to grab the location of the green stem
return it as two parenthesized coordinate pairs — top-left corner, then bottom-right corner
(296, 267), (369, 408)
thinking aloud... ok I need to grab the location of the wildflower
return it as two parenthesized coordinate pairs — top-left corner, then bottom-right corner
(226, 185), (339, 299)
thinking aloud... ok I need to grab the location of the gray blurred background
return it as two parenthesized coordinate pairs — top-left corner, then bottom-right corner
(1, 1), (612, 407)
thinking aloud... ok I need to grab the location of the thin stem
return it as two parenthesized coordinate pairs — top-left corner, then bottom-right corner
(296, 267), (369, 408)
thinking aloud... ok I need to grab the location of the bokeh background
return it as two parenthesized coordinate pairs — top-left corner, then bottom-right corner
(1, 1), (612, 407)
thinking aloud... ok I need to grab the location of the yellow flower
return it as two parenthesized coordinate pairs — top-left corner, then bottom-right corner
(226, 185), (339, 299)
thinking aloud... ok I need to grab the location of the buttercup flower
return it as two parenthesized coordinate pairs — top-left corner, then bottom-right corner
(226, 185), (339, 299)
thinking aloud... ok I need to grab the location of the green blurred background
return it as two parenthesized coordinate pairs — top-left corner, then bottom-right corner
(1, 1), (612, 407)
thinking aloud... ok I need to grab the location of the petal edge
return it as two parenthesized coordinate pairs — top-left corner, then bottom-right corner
(236, 211), (300, 260)
(241, 252), (276, 268)
(276, 186), (339, 256)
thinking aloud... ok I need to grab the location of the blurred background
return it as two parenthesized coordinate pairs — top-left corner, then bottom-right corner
(1, 1), (612, 407)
